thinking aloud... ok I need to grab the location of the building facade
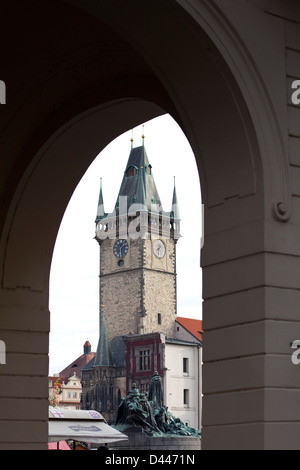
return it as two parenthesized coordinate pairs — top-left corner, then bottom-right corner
(48, 373), (81, 410)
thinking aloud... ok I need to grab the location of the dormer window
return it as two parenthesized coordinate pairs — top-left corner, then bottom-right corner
(145, 164), (152, 175)
(126, 165), (138, 177)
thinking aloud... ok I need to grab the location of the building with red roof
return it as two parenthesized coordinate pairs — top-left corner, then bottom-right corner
(59, 340), (95, 380)
(49, 341), (96, 410)
(176, 317), (203, 342)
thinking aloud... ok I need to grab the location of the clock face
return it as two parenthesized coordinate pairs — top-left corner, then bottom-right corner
(113, 239), (129, 258)
(153, 239), (165, 259)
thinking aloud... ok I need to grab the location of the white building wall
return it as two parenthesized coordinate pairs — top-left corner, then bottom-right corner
(60, 374), (82, 410)
(164, 341), (201, 430)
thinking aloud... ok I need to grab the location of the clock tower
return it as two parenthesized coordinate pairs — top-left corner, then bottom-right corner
(95, 142), (180, 341)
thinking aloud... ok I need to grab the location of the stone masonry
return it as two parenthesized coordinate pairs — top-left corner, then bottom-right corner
(99, 236), (177, 340)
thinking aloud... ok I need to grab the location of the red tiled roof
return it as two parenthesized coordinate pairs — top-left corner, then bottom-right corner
(59, 352), (95, 379)
(176, 317), (203, 342)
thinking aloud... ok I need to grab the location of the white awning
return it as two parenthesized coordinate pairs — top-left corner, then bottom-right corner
(48, 407), (128, 445)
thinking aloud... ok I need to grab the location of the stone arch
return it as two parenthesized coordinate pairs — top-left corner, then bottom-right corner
(0, 0), (295, 450)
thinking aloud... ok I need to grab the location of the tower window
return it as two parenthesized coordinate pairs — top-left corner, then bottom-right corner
(126, 166), (138, 177)
(157, 313), (162, 324)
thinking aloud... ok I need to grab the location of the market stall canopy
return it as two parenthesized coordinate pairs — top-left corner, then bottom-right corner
(48, 440), (71, 450)
(48, 407), (128, 445)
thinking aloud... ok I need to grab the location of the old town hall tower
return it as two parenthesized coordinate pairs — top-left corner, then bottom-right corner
(95, 140), (180, 341)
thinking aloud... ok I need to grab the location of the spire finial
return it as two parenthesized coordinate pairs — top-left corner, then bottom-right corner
(130, 128), (134, 149)
(142, 124), (145, 146)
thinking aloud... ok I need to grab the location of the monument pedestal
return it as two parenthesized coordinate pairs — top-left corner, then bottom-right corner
(109, 427), (201, 451)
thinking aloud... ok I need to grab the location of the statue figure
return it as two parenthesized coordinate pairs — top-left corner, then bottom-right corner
(116, 383), (158, 434)
(148, 370), (163, 410)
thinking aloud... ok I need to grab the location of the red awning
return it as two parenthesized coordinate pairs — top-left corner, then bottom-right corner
(48, 440), (71, 450)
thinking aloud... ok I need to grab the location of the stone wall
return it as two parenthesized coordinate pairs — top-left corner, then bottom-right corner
(99, 237), (177, 340)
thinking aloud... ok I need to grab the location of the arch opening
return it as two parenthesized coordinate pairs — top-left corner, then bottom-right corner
(48, 112), (202, 366)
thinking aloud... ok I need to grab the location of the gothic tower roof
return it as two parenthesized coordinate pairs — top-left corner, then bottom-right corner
(115, 145), (163, 215)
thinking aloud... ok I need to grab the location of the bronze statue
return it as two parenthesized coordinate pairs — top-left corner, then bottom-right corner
(115, 372), (201, 437)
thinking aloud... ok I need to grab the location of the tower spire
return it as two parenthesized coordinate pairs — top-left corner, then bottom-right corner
(95, 177), (106, 222)
(115, 145), (162, 213)
(171, 176), (180, 220)
(94, 305), (114, 367)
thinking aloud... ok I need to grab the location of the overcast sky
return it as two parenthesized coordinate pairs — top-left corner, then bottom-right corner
(48, 114), (203, 375)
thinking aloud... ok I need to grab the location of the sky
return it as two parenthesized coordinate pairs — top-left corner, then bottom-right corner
(48, 114), (203, 375)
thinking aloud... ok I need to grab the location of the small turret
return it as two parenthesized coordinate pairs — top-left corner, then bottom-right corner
(83, 340), (91, 355)
(170, 177), (181, 240)
(95, 178), (106, 223)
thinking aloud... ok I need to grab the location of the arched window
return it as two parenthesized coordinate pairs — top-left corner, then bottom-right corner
(85, 392), (90, 410)
(126, 165), (138, 177)
(101, 383), (107, 412)
(117, 389), (122, 406)
(95, 384), (100, 411)
(145, 164), (152, 175)
(110, 385), (114, 412)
